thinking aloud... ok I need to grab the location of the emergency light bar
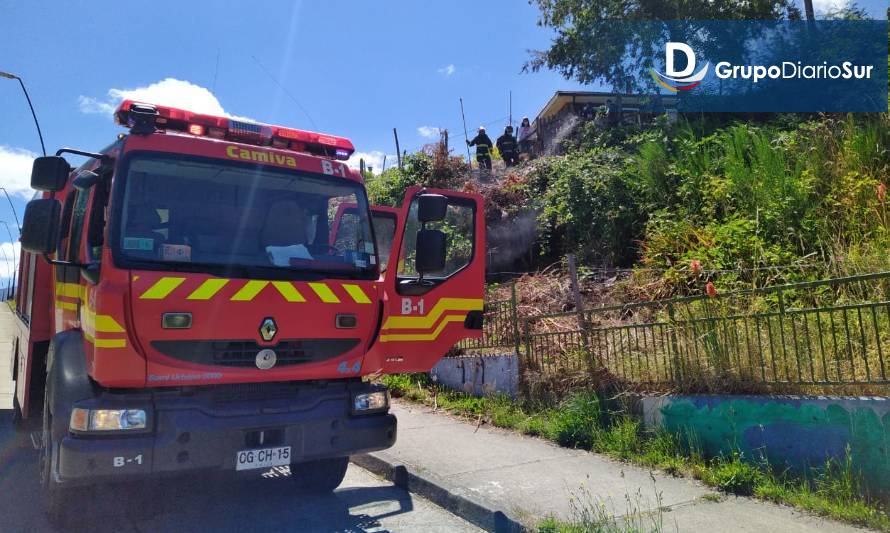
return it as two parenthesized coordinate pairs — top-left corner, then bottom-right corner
(114, 100), (355, 161)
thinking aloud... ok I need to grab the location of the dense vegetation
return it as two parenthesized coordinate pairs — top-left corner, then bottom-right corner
(366, 113), (890, 297)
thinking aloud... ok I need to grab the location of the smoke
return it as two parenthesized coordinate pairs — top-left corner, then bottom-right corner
(541, 114), (580, 156)
(487, 210), (540, 272)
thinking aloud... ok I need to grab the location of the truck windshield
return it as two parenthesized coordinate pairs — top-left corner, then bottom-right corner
(116, 155), (377, 279)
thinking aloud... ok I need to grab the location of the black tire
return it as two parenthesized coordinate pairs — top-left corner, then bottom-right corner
(291, 457), (349, 493)
(40, 391), (73, 528)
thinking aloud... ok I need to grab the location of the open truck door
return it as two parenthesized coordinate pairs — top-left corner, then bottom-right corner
(365, 186), (485, 373)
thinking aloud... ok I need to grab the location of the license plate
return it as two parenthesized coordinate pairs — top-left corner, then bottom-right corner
(235, 446), (291, 471)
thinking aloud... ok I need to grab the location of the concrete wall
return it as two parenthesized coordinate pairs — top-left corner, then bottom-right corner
(430, 354), (519, 398)
(642, 395), (890, 498)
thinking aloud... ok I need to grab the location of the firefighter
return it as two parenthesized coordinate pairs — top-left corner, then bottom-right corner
(466, 126), (493, 170)
(496, 125), (518, 167)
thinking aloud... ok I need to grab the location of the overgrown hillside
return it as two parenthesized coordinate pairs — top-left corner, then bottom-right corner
(365, 114), (890, 299)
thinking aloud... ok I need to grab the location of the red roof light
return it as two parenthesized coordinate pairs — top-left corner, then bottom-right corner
(114, 100), (355, 160)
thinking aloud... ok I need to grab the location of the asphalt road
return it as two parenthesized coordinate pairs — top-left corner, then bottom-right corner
(0, 413), (480, 533)
(0, 306), (477, 532)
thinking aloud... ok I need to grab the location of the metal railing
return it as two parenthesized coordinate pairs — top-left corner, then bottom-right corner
(455, 283), (521, 355)
(458, 271), (890, 392)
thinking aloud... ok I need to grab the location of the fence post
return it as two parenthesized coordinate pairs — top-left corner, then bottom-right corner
(520, 316), (533, 400)
(510, 281), (521, 357)
(567, 254), (595, 372)
(668, 302), (683, 384)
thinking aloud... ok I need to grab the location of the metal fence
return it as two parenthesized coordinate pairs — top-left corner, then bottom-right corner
(458, 271), (890, 392)
(455, 283), (521, 354)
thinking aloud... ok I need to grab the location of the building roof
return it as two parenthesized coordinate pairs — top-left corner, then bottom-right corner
(534, 91), (679, 123)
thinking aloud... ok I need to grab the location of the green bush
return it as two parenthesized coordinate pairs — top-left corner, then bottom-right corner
(517, 113), (890, 294)
(549, 392), (603, 448)
(702, 452), (764, 496)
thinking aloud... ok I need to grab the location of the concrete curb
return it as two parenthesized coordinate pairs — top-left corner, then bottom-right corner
(351, 453), (527, 533)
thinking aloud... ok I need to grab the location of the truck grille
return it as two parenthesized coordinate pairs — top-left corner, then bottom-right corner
(150, 339), (360, 368)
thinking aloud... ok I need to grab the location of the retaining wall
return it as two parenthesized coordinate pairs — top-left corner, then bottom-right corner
(430, 354), (519, 398)
(641, 394), (890, 498)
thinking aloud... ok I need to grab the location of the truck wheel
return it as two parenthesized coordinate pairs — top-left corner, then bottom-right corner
(291, 457), (349, 493)
(39, 393), (73, 527)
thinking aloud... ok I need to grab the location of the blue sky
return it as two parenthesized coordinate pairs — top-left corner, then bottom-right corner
(0, 0), (886, 285)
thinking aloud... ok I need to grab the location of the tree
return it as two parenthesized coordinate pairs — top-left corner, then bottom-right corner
(526, 0), (801, 90)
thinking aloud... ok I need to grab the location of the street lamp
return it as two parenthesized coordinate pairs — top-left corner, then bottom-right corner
(0, 70), (46, 157)
(0, 221), (15, 299)
(1, 220), (16, 266)
(0, 188), (21, 234)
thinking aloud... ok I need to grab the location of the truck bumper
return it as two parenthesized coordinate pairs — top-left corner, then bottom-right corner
(56, 381), (396, 484)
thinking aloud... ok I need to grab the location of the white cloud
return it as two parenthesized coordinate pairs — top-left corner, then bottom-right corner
(417, 126), (441, 139)
(0, 145), (39, 198)
(812, 0), (848, 13)
(437, 64), (456, 77)
(347, 150), (395, 174)
(78, 78), (248, 119)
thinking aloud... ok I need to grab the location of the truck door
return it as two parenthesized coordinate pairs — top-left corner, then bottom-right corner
(365, 186), (485, 373)
(331, 204), (399, 272)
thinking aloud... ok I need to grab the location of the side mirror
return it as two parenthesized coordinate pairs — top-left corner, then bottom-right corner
(31, 156), (71, 192)
(20, 198), (61, 254)
(415, 229), (446, 274)
(417, 194), (447, 223)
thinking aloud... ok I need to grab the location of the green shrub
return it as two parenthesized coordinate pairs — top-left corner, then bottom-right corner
(702, 452), (764, 496)
(550, 392), (603, 449)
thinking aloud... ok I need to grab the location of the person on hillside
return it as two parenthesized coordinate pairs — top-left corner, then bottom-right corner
(517, 117), (534, 158)
(467, 126), (493, 170)
(496, 126), (519, 168)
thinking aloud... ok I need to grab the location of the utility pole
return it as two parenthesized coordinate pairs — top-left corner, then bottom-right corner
(393, 128), (402, 169)
(509, 91), (512, 129)
(803, 0), (815, 21)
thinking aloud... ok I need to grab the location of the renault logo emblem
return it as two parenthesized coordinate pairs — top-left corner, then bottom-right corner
(259, 317), (277, 342)
(255, 349), (277, 370)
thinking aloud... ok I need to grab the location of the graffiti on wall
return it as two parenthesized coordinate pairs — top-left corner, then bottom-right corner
(644, 395), (890, 497)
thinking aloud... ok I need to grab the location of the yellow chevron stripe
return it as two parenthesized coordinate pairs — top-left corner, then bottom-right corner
(187, 279), (230, 300)
(84, 332), (127, 349)
(380, 314), (467, 342)
(231, 280), (269, 301)
(55, 282), (81, 299)
(55, 301), (78, 311)
(140, 277), (185, 299)
(272, 281), (306, 302)
(95, 314), (125, 333)
(342, 284), (371, 304)
(309, 282), (340, 303)
(382, 298), (483, 330)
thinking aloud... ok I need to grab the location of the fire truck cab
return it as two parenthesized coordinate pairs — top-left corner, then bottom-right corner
(11, 100), (484, 522)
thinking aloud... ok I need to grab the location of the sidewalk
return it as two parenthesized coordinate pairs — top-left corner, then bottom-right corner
(355, 401), (869, 532)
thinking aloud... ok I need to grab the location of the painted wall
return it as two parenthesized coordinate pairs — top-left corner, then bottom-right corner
(642, 395), (890, 498)
(431, 354), (519, 398)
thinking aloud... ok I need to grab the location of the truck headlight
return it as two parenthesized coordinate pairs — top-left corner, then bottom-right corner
(352, 390), (389, 415)
(70, 408), (148, 432)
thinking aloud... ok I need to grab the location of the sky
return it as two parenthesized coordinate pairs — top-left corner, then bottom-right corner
(0, 0), (886, 286)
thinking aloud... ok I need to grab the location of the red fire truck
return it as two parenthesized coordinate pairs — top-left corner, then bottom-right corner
(10, 100), (484, 522)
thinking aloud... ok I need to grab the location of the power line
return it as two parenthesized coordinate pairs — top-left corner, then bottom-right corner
(250, 55), (318, 130)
